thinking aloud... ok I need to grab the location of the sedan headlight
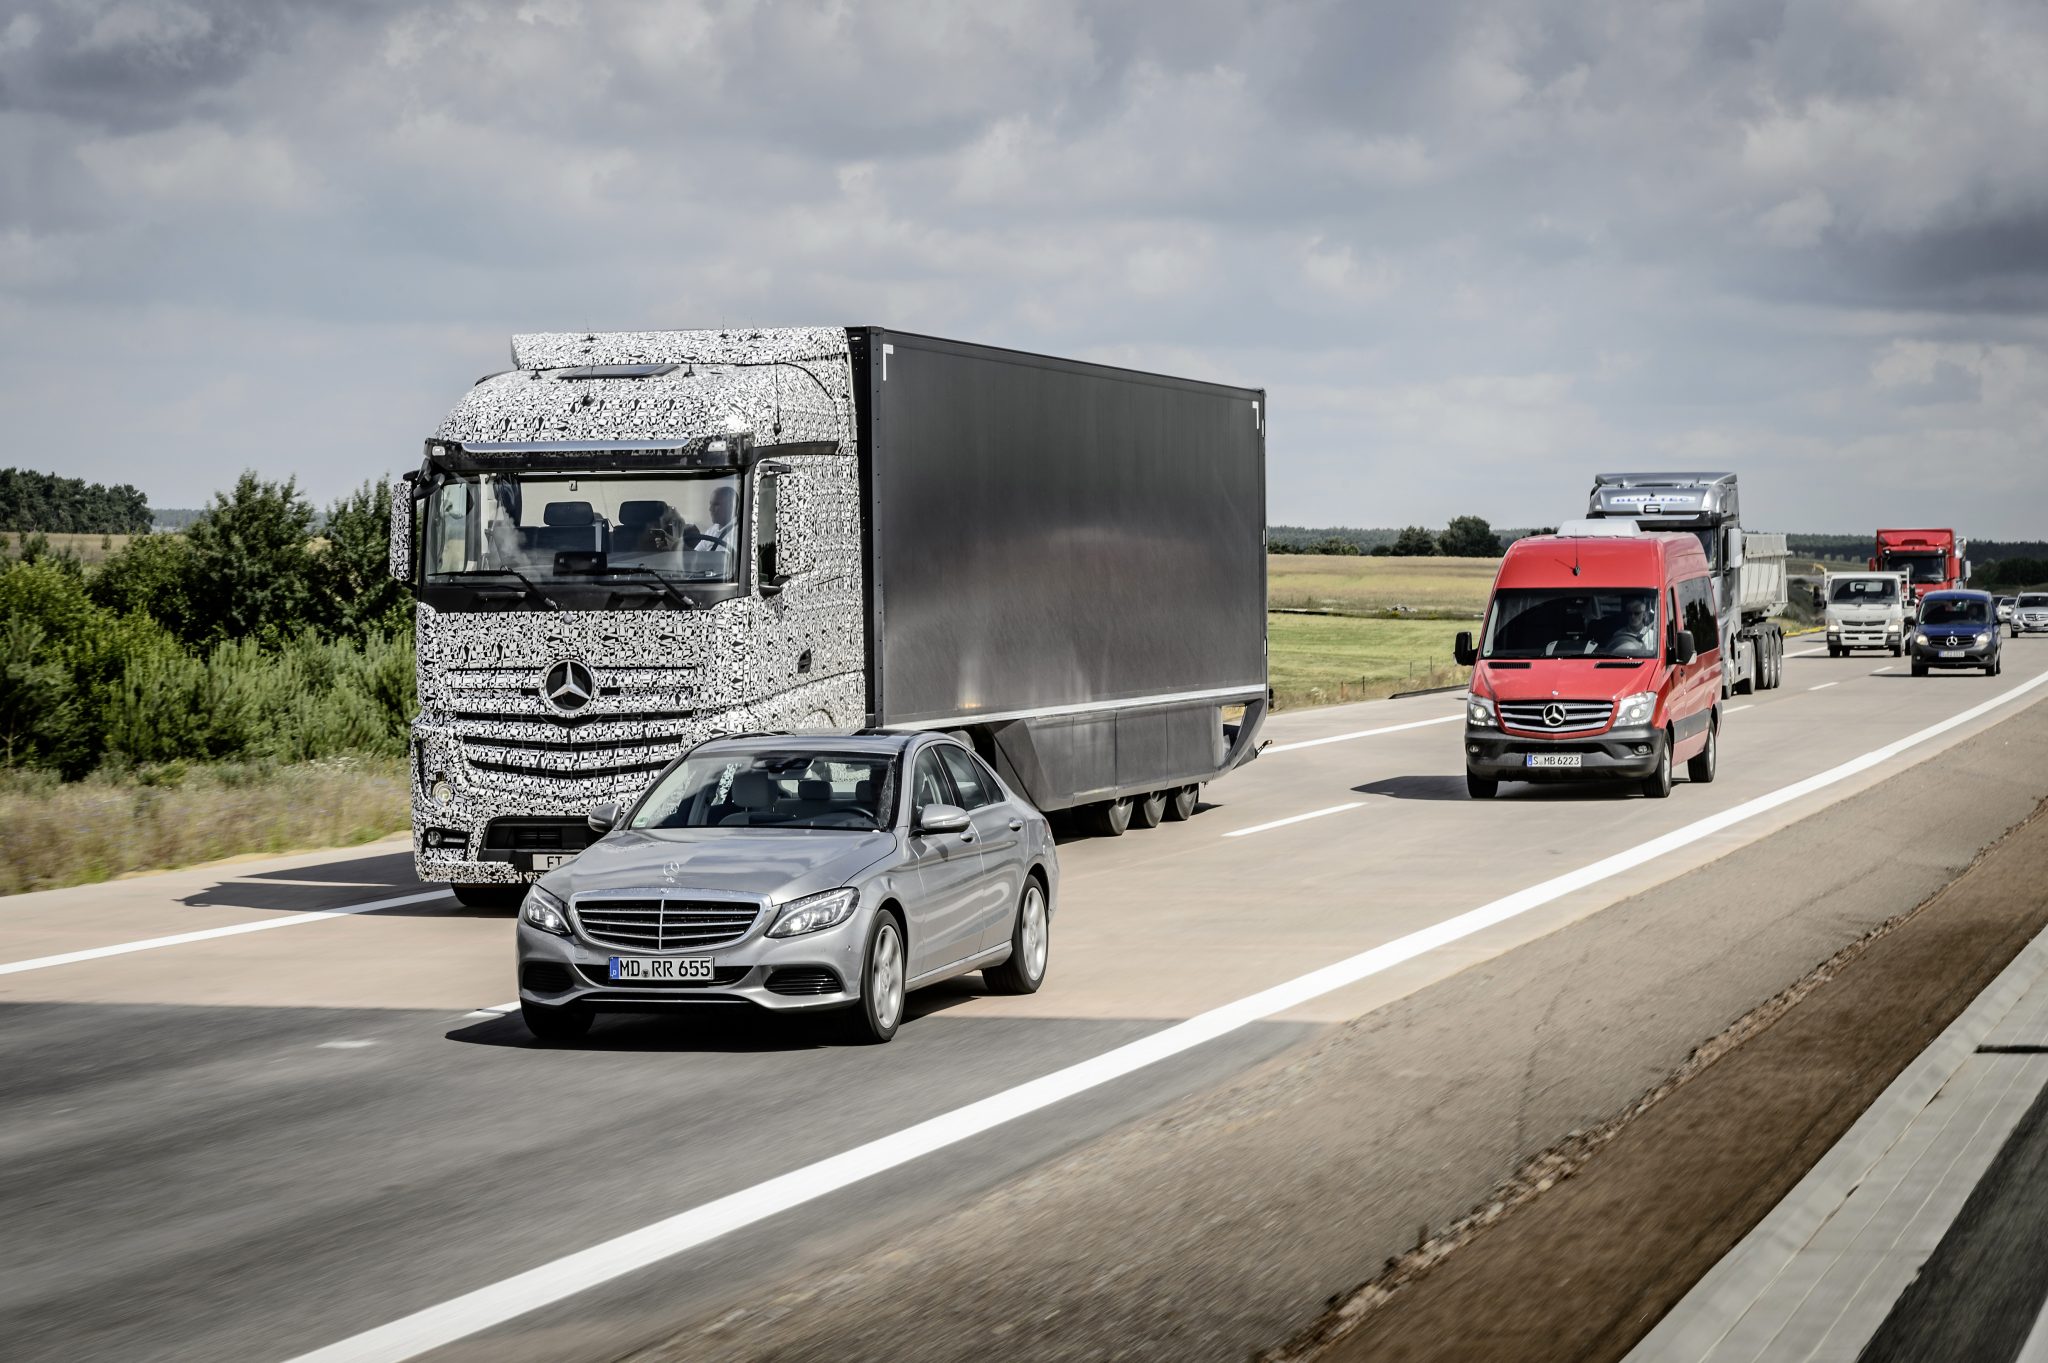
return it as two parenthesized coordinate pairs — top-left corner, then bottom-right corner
(521, 884), (571, 936)
(769, 887), (861, 938)
(1614, 692), (1657, 728)
(1466, 694), (1496, 728)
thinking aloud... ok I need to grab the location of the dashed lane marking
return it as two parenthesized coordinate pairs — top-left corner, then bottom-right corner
(1263, 713), (1461, 754)
(1222, 803), (1366, 838)
(1811, 682), (1839, 691)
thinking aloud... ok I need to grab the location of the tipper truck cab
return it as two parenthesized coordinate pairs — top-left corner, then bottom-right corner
(391, 327), (1269, 903)
(1584, 472), (1787, 696)
(1871, 529), (1968, 618)
(1824, 571), (1908, 656)
(1454, 522), (1722, 799)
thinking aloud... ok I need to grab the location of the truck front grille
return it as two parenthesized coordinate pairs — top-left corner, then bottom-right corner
(1499, 700), (1616, 734)
(572, 898), (760, 951)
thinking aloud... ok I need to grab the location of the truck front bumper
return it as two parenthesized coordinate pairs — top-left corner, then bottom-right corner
(1464, 724), (1666, 782)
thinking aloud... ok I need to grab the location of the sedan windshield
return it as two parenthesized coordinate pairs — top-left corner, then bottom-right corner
(630, 751), (897, 831)
(1482, 588), (1662, 660)
(2021, 595), (2048, 609)
(1831, 578), (1897, 603)
(1921, 598), (1988, 625)
(423, 470), (740, 586)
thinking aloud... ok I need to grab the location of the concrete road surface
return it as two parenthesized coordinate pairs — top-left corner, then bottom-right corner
(5, 639), (2047, 1363)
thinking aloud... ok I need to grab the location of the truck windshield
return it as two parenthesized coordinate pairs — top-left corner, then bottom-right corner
(1831, 579), (1897, 603)
(1883, 551), (1948, 584)
(1921, 598), (1988, 625)
(421, 471), (741, 587)
(1481, 588), (1663, 660)
(629, 751), (898, 831)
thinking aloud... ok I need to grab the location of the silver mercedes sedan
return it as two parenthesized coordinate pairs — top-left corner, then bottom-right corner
(514, 731), (1057, 1044)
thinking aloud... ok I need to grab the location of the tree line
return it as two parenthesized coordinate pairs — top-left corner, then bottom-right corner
(1, 473), (413, 778)
(1268, 517), (1541, 557)
(0, 469), (154, 535)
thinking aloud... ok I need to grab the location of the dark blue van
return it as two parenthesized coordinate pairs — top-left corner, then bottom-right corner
(1911, 590), (2002, 677)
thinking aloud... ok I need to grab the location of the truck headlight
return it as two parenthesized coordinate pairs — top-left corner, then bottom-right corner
(432, 776), (454, 805)
(521, 885), (571, 936)
(1614, 692), (1657, 728)
(1466, 694), (1496, 728)
(769, 887), (861, 938)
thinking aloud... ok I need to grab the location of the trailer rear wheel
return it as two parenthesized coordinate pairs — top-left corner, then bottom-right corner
(1088, 797), (1133, 837)
(1164, 786), (1199, 821)
(1132, 791), (1168, 829)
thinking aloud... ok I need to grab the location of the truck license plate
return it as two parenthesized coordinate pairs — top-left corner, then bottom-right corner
(526, 853), (575, 872)
(1526, 753), (1583, 769)
(609, 956), (715, 982)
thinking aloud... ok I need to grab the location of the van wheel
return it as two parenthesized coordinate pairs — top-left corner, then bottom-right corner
(1911, 660), (1928, 677)
(1164, 785), (1199, 821)
(1989, 652), (2002, 677)
(454, 883), (525, 909)
(1687, 716), (1718, 784)
(521, 1000), (592, 1044)
(1089, 798), (1133, 837)
(1132, 791), (1168, 829)
(1465, 771), (1498, 799)
(842, 913), (905, 1044)
(983, 879), (1049, 995)
(1642, 733), (1674, 799)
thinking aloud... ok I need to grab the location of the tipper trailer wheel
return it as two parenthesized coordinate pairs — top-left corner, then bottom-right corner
(1164, 785), (1199, 821)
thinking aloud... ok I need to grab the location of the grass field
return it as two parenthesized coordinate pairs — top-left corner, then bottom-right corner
(1268, 554), (1496, 617)
(1265, 555), (1489, 709)
(7, 531), (139, 564)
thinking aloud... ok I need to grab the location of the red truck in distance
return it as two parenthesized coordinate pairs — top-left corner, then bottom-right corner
(1870, 529), (1968, 615)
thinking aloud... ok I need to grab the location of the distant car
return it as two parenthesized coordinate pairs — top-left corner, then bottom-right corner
(1997, 596), (2017, 623)
(2014, 593), (2048, 637)
(515, 731), (1057, 1044)
(1911, 591), (2002, 677)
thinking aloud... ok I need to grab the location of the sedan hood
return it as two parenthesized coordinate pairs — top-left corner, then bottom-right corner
(545, 828), (898, 904)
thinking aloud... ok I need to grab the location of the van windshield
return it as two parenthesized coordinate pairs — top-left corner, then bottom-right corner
(1482, 588), (1662, 660)
(1920, 598), (1988, 626)
(1831, 578), (1897, 603)
(629, 751), (898, 831)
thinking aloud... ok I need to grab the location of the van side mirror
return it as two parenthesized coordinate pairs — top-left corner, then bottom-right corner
(1672, 630), (1698, 666)
(587, 802), (620, 835)
(1453, 631), (1478, 667)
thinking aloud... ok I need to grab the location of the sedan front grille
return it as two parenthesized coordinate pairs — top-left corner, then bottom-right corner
(1498, 699), (1616, 734)
(572, 898), (760, 951)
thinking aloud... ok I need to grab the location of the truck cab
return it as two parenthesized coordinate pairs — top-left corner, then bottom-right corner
(1454, 522), (1721, 800)
(1823, 572), (1908, 656)
(1871, 529), (1968, 619)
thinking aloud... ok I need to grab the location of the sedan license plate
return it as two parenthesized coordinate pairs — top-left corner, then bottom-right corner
(1938, 650), (1965, 659)
(608, 956), (715, 982)
(1526, 752), (1583, 769)
(526, 852), (575, 872)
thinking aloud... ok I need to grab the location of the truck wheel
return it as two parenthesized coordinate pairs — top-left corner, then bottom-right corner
(1088, 798), (1133, 837)
(1768, 635), (1783, 688)
(1641, 733), (1674, 799)
(1687, 716), (1718, 784)
(1892, 640), (1904, 657)
(520, 1000), (592, 1044)
(1164, 786), (1199, 821)
(842, 913), (905, 1044)
(1132, 791), (1168, 829)
(1828, 643), (1843, 658)
(453, 883), (525, 909)
(1734, 642), (1756, 695)
(983, 878), (1049, 996)
(1465, 771), (1498, 800)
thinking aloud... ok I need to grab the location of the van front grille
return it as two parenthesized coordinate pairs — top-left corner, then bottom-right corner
(1499, 700), (1616, 734)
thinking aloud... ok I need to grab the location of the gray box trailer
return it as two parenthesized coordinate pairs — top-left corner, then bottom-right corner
(394, 326), (1269, 894)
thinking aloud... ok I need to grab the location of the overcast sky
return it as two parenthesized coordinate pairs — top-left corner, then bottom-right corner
(4, 0), (2045, 536)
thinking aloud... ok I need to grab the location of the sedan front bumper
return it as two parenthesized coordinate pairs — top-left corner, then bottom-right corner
(516, 909), (872, 1015)
(1465, 724), (1667, 782)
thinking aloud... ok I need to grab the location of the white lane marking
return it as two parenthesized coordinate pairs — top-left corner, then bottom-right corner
(1728, 705), (1755, 713)
(1810, 682), (1839, 692)
(1263, 713), (1461, 754)
(1222, 803), (1365, 838)
(318, 1041), (377, 1051)
(1789, 646), (1827, 657)
(0, 890), (451, 976)
(285, 668), (2048, 1363)
(463, 1001), (521, 1020)
(1875, 666), (1894, 674)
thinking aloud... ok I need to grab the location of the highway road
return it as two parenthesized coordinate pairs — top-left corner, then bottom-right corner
(6, 640), (2048, 1363)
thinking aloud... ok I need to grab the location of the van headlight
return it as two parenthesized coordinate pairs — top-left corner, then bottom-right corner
(1466, 694), (1496, 728)
(1614, 692), (1657, 728)
(769, 887), (861, 938)
(521, 884), (571, 936)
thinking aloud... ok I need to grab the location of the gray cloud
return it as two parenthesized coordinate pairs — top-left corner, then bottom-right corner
(2, 0), (2045, 536)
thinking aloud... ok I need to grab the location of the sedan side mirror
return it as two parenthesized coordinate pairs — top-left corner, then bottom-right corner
(1672, 630), (1698, 666)
(915, 803), (970, 835)
(1453, 631), (1477, 668)
(587, 802), (620, 835)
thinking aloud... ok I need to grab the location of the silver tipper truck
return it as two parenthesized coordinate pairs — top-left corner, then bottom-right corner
(389, 327), (1269, 903)
(1824, 571), (1908, 656)
(1586, 472), (1790, 695)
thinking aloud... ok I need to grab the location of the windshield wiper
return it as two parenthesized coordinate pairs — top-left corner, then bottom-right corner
(596, 566), (700, 610)
(439, 569), (562, 611)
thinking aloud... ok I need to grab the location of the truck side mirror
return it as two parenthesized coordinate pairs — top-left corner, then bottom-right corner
(757, 540), (786, 596)
(389, 479), (418, 587)
(1453, 631), (1477, 667)
(1672, 630), (1698, 666)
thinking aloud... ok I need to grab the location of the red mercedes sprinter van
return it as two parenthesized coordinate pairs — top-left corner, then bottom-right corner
(1453, 522), (1722, 799)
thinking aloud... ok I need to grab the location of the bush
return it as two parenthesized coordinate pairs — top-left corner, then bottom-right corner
(1438, 515), (1502, 557)
(313, 479), (412, 641)
(182, 472), (317, 645)
(1390, 525), (1440, 557)
(88, 532), (197, 637)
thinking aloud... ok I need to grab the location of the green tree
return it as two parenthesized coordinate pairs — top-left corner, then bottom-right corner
(182, 472), (316, 645)
(88, 532), (197, 639)
(1437, 515), (1502, 557)
(312, 479), (410, 641)
(1390, 525), (1439, 557)
(1307, 536), (1362, 556)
